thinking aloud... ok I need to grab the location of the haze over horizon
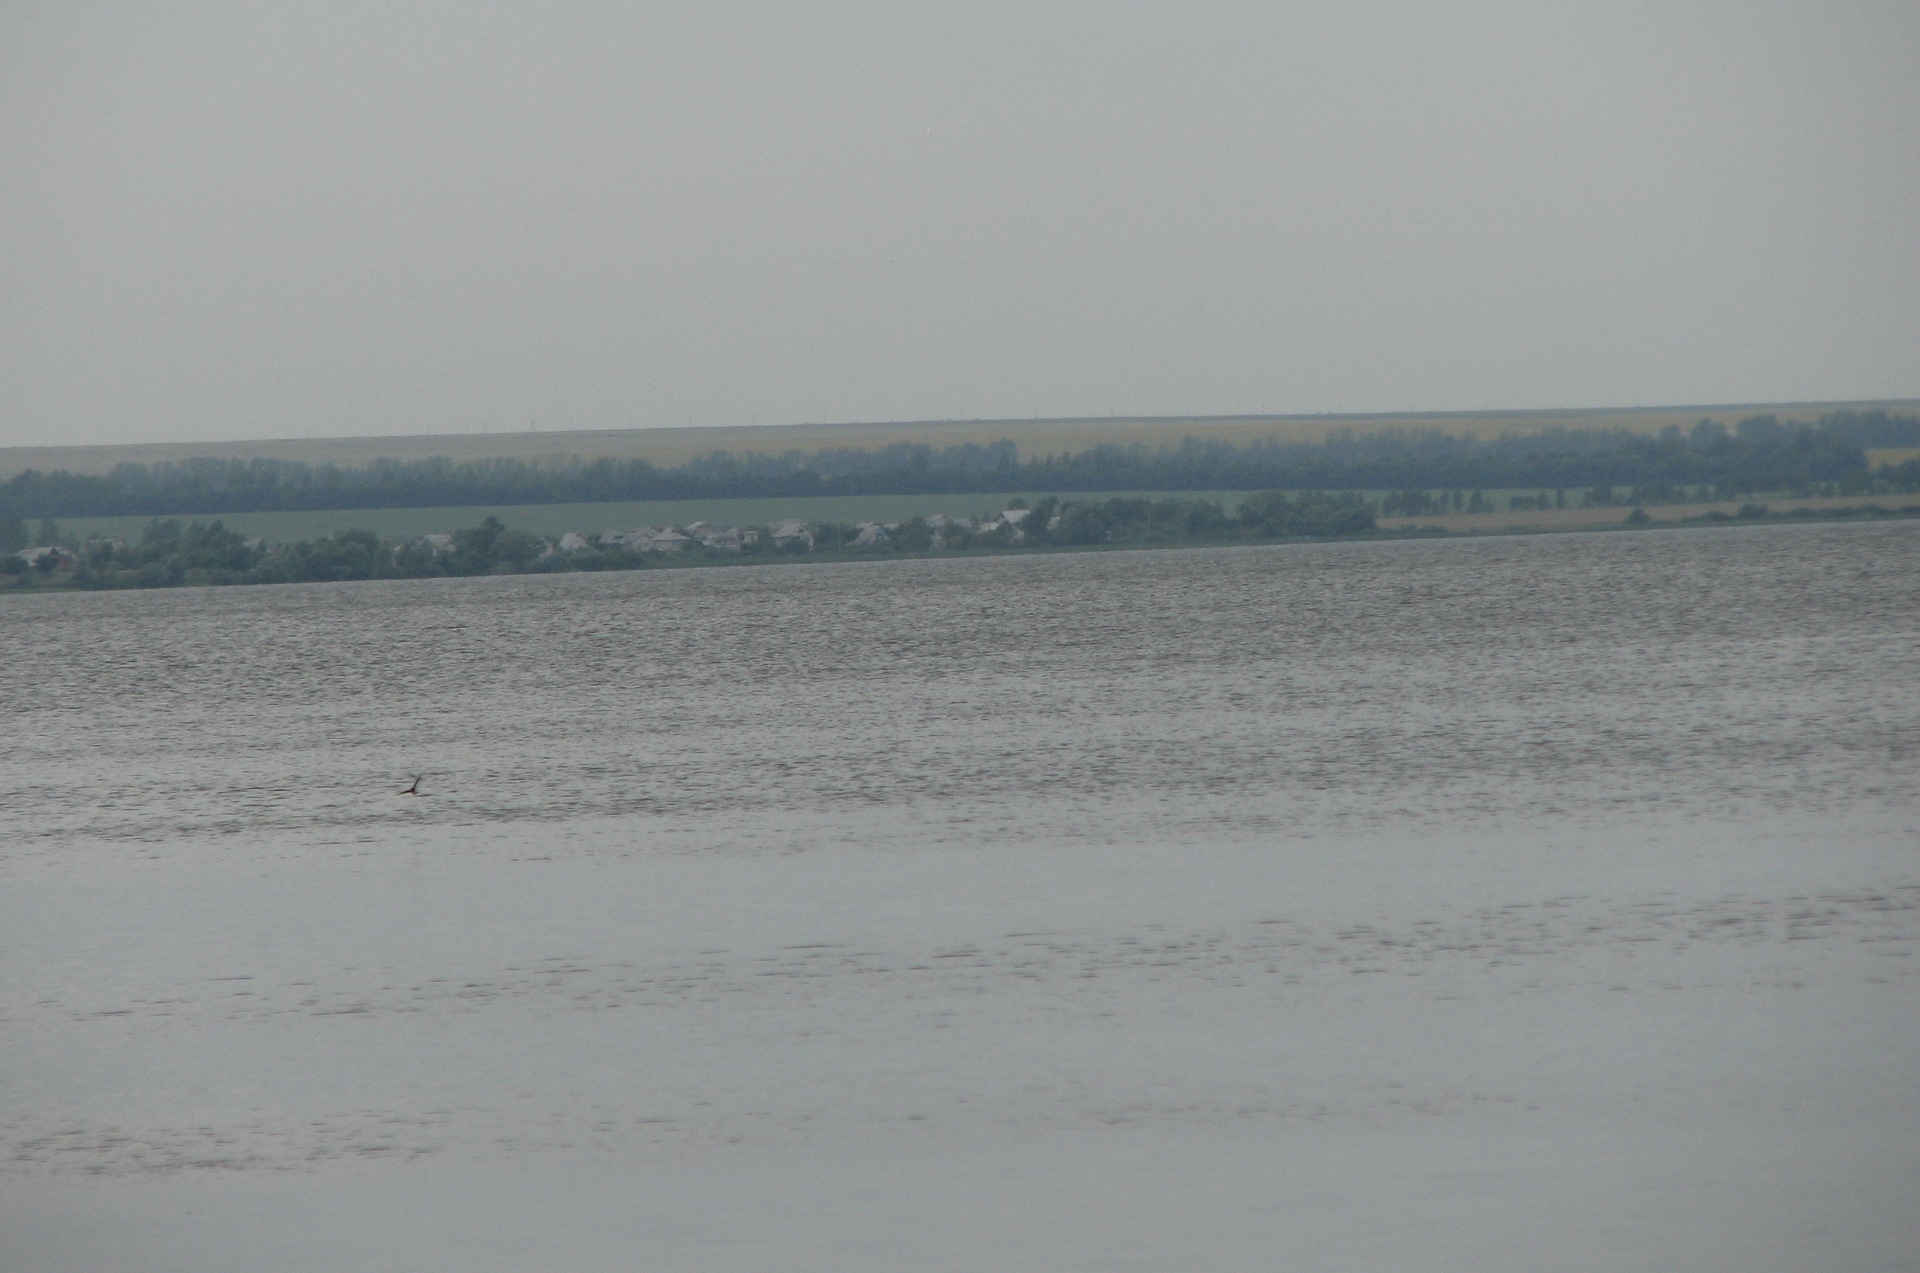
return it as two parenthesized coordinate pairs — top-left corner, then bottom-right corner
(4, 3), (1917, 450)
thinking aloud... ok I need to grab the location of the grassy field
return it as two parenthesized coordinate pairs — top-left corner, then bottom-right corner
(9, 400), (1914, 478)
(53, 491), (1265, 546)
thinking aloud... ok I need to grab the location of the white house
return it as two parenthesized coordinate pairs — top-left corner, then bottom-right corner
(693, 526), (748, 552)
(556, 532), (592, 552)
(598, 528), (653, 549)
(770, 519), (814, 550)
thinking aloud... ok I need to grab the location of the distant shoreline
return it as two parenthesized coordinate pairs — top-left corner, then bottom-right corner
(6, 496), (1916, 596)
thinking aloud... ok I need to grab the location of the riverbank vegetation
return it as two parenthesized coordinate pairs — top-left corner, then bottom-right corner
(6, 492), (1371, 591)
(5, 491), (1918, 594)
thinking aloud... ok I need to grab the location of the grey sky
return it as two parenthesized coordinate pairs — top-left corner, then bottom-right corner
(3, 2), (1916, 448)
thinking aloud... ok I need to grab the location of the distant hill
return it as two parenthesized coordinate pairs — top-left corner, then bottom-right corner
(6, 405), (1916, 526)
(7, 400), (1916, 479)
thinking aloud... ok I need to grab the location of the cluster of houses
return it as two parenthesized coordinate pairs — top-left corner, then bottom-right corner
(12, 538), (140, 569)
(402, 508), (1046, 560)
(827, 508), (1045, 547)
(12, 535), (259, 570)
(574, 520), (787, 553)
(13, 544), (81, 568)
(405, 518), (805, 559)
(926, 508), (1035, 545)
(560, 519), (844, 553)
(562, 509), (1045, 553)
(8, 508), (1054, 573)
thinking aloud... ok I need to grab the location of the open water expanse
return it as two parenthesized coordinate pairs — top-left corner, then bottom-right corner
(3, 522), (1917, 1271)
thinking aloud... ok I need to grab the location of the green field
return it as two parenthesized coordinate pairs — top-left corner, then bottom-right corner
(54, 491), (1264, 545)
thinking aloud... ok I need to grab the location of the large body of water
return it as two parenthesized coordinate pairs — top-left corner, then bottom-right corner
(3, 523), (1917, 1271)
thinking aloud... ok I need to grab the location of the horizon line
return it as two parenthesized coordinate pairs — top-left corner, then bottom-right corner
(6, 395), (1918, 464)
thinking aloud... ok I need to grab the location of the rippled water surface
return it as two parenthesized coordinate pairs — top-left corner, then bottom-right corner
(3, 523), (1917, 1272)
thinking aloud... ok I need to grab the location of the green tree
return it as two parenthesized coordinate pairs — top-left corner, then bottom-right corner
(270, 530), (385, 582)
(1240, 490), (1373, 537)
(458, 515), (506, 558)
(141, 518), (182, 547)
(890, 517), (934, 552)
(489, 528), (544, 570)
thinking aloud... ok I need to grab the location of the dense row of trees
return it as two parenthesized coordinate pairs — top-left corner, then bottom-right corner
(2, 492), (1380, 589)
(3, 412), (1916, 522)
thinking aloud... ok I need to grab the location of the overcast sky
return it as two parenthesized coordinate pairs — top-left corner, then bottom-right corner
(2, 2), (1916, 447)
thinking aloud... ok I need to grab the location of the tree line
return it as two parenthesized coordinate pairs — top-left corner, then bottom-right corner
(3, 411), (1917, 521)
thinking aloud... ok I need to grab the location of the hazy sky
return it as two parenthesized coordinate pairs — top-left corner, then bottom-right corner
(3, 2), (1916, 447)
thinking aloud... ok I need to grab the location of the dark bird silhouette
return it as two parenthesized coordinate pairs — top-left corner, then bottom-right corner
(401, 775), (423, 796)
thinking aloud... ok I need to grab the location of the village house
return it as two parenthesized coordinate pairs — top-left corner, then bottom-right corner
(997, 508), (1033, 543)
(596, 529), (652, 549)
(679, 522), (733, 551)
(14, 545), (76, 568)
(769, 519), (814, 551)
(392, 532), (453, 565)
(555, 532), (592, 552)
(644, 529), (692, 552)
(691, 525), (752, 552)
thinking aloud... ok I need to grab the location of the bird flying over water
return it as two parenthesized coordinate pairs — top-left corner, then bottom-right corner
(401, 775), (423, 796)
